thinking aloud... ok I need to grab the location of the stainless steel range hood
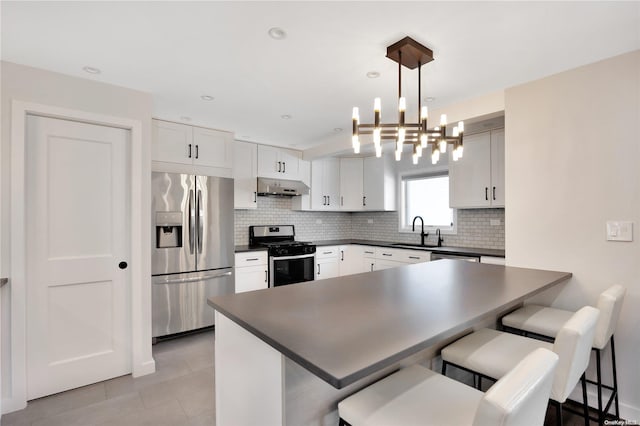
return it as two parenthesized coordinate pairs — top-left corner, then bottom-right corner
(257, 177), (309, 197)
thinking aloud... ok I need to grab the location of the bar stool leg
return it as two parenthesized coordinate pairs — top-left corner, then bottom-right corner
(581, 373), (589, 426)
(596, 348), (603, 425)
(611, 335), (620, 418)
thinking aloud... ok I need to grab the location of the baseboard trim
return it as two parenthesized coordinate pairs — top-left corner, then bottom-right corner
(132, 358), (156, 378)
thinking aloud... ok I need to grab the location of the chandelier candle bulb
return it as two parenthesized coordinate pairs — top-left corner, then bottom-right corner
(440, 114), (447, 126)
(353, 141), (360, 154)
(395, 150), (402, 161)
(412, 153), (418, 165)
(421, 106), (428, 119)
(439, 139), (447, 153)
(375, 145), (382, 158)
(420, 133), (428, 147)
(458, 121), (464, 133)
(417, 144), (423, 157)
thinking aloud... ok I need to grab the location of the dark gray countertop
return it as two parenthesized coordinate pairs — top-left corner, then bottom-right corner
(209, 260), (569, 388)
(235, 240), (505, 258)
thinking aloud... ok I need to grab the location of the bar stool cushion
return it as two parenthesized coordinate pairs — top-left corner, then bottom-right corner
(442, 306), (599, 404)
(502, 285), (625, 350)
(338, 348), (558, 426)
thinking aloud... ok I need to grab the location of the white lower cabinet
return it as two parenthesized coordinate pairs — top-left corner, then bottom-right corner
(353, 246), (432, 272)
(235, 252), (268, 293)
(339, 245), (366, 275)
(316, 246), (341, 280)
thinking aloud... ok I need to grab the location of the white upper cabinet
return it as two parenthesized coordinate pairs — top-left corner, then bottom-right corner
(233, 141), (258, 210)
(363, 155), (396, 211)
(339, 158), (364, 211)
(152, 119), (233, 177)
(257, 145), (301, 180)
(311, 158), (340, 210)
(449, 128), (505, 208)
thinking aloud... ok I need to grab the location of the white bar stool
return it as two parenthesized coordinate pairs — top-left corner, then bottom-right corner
(338, 348), (558, 426)
(501, 285), (625, 423)
(441, 306), (599, 426)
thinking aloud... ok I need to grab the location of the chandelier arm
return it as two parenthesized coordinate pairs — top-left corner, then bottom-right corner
(418, 61), (421, 123)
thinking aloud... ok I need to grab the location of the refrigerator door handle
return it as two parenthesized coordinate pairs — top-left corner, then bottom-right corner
(197, 188), (203, 253)
(153, 271), (233, 285)
(188, 189), (195, 254)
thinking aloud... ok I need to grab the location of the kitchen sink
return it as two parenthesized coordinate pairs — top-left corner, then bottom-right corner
(390, 243), (440, 248)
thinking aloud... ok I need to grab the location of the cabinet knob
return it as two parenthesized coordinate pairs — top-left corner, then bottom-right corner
(118, 261), (128, 270)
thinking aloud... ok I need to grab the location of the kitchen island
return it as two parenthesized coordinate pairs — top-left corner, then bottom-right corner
(209, 260), (570, 426)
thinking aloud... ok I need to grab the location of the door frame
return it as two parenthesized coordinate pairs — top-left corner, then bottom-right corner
(6, 100), (154, 412)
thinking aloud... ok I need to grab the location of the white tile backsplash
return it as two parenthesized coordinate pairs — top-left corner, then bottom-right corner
(235, 197), (505, 249)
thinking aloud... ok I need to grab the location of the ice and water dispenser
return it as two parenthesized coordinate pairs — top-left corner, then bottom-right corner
(155, 212), (183, 248)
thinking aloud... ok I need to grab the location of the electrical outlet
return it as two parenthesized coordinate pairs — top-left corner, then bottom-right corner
(490, 219), (500, 226)
(606, 221), (633, 241)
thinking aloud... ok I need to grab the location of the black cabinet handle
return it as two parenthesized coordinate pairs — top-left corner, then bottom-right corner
(328, 196), (330, 205)
(265, 270), (268, 282)
(195, 144), (199, 159)
(277, 161), (282, 172)
(188, 143), (192, 158)
(382, 253), (392, 257)
(118, 261), (128, 269)
(253, 191), (257, 203)
(485, 187), (488, 201)
(341, 250), (344, 261)
(283, 162), (286, 173)
(363, 196), (366, 206)
(317, 264), (321, 275)
(245, 258), (259, 261)
(370, 263), (374, 272)
(493, 186), (496, 201)
(409, 256), (420, 260)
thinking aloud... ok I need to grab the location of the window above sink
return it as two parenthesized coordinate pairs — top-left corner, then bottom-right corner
(399, 171), (457, 235)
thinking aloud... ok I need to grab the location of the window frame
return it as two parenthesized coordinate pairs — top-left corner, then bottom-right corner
(398, 169), (457, 235)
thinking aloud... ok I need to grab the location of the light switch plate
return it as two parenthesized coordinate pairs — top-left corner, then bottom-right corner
(606, 221), (633, 242)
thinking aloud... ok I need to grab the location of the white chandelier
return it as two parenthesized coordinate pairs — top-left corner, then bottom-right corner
(352, 37), (464, 165)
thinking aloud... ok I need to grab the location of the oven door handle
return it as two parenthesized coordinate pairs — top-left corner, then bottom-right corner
(270, 253), (316, 261)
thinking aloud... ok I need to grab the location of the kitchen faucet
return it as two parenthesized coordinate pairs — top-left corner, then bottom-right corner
(412, 216), (428, 246)
(435, 228), (444, 247)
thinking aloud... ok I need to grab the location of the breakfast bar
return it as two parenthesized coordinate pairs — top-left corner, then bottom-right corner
(209, 260), (571, 426)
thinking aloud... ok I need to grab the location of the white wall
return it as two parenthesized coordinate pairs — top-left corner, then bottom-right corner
(0, 61), (155, 412)
(505, 50), (640, 419)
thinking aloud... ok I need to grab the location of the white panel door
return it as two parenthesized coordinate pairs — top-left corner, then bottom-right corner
(25, 115), (131, 400)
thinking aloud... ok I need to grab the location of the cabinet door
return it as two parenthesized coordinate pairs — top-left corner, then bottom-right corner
(374, 259), (406, 271)
(233, 141), (257, 209)
(152, 120), (193, 165)
(339, 245), (365, 276)
(316, 258), (340, 281)
(323, 158), (340, 209)
(449, 131), (492, 208)
(192, 127), (233, 169)
(363, 156), (395, 211)
(257, 145), (280, 178)
(490, 129), (505, 207)
(340, 158), (364, 211)
(235, 265), (268, 293)
(362, 258), (376, 273)
(279, 149), (300, 180)
(310, 159), (326, 210)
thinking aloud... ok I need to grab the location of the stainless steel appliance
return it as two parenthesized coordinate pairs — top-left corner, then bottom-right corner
(249, 225), (315, 287)
(430, 252), (480, 262)
(152, 172), (234, 338)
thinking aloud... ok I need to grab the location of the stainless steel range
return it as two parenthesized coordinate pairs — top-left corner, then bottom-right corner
(249, 225), (316, 287)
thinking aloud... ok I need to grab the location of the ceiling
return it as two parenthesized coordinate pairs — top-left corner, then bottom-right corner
(2, 1), (639, 151)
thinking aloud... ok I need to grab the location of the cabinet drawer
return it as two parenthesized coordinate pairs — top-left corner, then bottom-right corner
(316, 246), (340, 259)
(362, 246), (376, 258)
(235, 251), (267, 266)
(480, 256), (505, 265)
(394, 249), (431, 263)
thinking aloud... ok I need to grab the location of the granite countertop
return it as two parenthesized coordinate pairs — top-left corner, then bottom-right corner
(209, 260), (570, 388)
(235, 239), (505, 258)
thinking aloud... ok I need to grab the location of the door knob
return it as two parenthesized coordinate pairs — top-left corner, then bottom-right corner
(118, 261), (128, 270)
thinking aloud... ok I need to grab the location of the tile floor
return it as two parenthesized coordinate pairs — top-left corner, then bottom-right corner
(1, 329), (602, 426)
(2, 331), (215, 426)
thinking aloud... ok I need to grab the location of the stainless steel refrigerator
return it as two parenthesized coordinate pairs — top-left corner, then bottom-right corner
(151, 172), (234, 338)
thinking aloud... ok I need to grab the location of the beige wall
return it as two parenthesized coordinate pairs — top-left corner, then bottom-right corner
(505, 50), (640, 418)
(0, 61), (154, 411)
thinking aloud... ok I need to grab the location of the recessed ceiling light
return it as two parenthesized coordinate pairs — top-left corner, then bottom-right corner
(180, 116), (192, 122)
(268, 27), (287, 40)
(281, 114), (292, 120)
(366, 71), (380, 79)
(201, 95), (214, 101)
(334, 128), (343, 132)
(82, 66), (101, 74)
